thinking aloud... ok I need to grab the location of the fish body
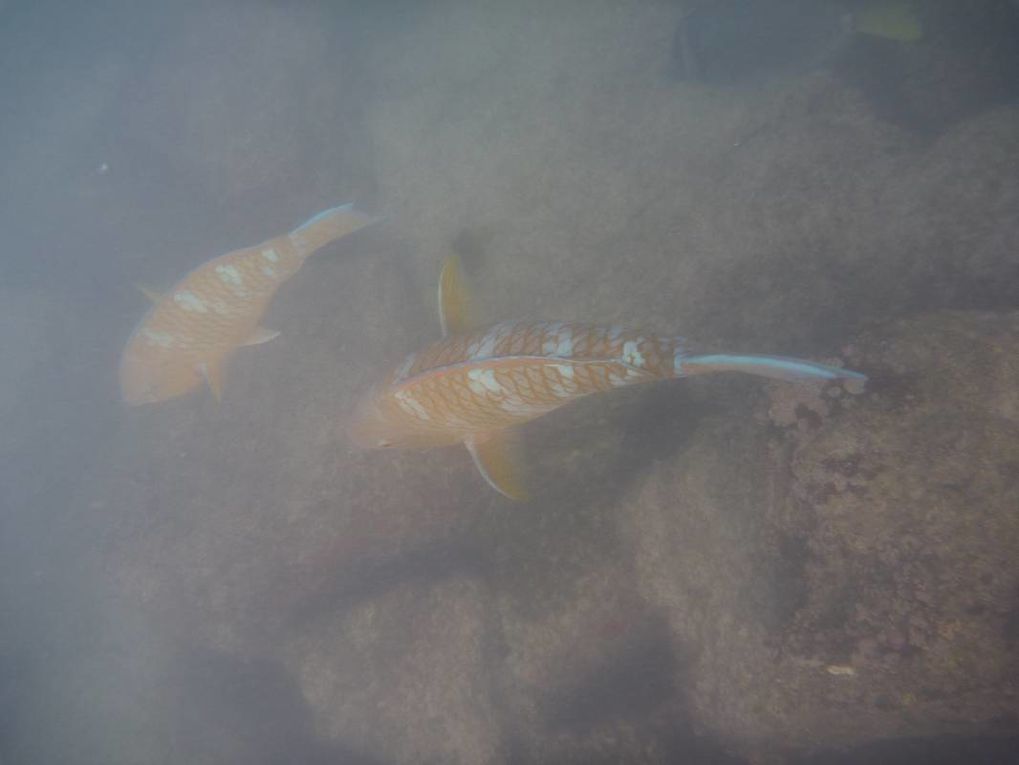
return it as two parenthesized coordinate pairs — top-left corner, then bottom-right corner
(352, 257), (865, 499)
(120, 204), (375, 405)
(353, 320), (676, 449)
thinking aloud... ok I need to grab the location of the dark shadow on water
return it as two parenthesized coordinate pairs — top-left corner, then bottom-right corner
(286, 538), (491, 628)
(542, 616), (679, 731)
(669, 0), (843, 86)
(791, 734), (1019, 765)
(524, 378), (709, 518)
(170, 648), (387, 765)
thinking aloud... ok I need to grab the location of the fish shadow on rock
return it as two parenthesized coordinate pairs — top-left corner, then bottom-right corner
(285, 537), (491, 629)
(542, 616), (679, 731)
(538, 614), (747, 764)
(523, 378), (707, 517)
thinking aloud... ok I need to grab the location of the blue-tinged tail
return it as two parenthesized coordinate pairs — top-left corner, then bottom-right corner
(288, 203), (379, 259)
(677, 353), (866, 382)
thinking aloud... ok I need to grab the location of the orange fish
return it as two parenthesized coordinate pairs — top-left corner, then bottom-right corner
(120, 204), (376, 405)
(351, 257), (865, 499)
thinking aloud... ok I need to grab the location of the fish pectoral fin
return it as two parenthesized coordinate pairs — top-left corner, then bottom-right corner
(438, 255), (478, 336)
(136, 284), (164, 303)
(198, 360), (225, 401)
(241, 327), (280, 347)
(465, 430), (528, 501)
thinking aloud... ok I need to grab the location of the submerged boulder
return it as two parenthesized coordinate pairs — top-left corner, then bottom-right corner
(283, 576), (501, 765)
(622, 310), (1019, 758)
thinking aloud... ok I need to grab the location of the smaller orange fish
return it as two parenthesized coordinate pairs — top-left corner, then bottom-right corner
(351, 257), (865, 499)
(120, 204), (376, 405)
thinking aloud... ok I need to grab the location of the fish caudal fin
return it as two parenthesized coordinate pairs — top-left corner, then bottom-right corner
(287, 203), (378, 259)
(438, 255), (478, 336)
(678, 354), (866, 383)
(465, 431), (528, 501)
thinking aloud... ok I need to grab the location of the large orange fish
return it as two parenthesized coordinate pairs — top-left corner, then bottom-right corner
(120, 204), (375, 405)
(351, 257), (865, 499)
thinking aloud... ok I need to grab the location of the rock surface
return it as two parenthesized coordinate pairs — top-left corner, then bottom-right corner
(623, 311), (1019, 758)
(285, 577), (501, 764)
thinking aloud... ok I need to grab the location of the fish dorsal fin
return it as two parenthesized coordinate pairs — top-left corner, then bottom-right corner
(438, 255), (477, 336)
(241, 327), (280, 347)
(137, 284), (163, 303)
(465, 430), (528, 501)
(198, 360), (225, 401)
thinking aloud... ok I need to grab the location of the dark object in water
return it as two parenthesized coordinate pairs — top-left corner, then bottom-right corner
(670, 0), (846, 85)
(790, 733), (1019, 764)
(831, 1), (1019, 134)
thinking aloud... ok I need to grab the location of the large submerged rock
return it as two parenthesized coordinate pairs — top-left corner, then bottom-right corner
(622, 310), (1019, 758)
(284, 577), (501, 764)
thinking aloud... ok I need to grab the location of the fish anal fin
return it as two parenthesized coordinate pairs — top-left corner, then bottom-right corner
(465, 430), (528, 501)
(241, 327), (280, 347)
(198, 360), (225, 401)
(136, 284), (163, 303)
(438, 255), (478, 336)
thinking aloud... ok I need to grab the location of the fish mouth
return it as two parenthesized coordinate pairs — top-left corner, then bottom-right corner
(118, 366), (153, 405)
(348, 396), (391, 449)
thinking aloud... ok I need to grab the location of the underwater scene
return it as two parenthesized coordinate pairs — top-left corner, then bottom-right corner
(2, 0), (1019, 762)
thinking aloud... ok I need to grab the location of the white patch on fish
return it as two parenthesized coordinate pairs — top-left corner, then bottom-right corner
(261, 265), (277, 278)
(215, 264), (244, 287)
(500, 396), (546, 416)
(621, 340), (645, 369)
(260, 248), (280, 263)
(212, 266), (248, 301)
(542, 324), (573, 358)
(141, 329), (175, 348)
(467, 368), (503, 396)
(549, 363), (576, 398)
(395, 389), (430, 421)
(470, 330), (500, 361)
(173, 290), (208, 313)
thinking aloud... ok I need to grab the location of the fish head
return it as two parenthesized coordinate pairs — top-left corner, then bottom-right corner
(119, 341), (203, 405)
(349, 388), (460, 450)
(348, 392), (410, 448)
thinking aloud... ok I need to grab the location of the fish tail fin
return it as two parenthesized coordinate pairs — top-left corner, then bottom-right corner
(677, 353), (866, 383)
(287, 203), (379, 259)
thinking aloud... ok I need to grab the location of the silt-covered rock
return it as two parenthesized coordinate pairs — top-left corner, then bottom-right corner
(623, 311), (1019, 757)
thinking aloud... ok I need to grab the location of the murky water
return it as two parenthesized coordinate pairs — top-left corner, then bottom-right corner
(2, 1), (1018, 762)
